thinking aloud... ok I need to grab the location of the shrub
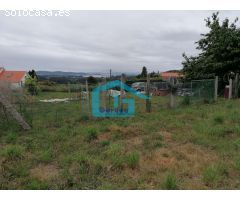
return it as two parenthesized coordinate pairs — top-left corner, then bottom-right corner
(162, 173), (178, 189)
(85, 128), (98, 142)
(125, 152), (140, 169)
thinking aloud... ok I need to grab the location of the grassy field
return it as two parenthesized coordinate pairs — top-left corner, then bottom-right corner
(1, 91), (240, 189)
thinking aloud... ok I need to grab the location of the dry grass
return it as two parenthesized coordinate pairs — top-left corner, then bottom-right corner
(2, 93), (240, 189)
(30, 164), (59, 182)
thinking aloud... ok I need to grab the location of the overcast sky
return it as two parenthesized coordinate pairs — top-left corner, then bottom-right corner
(0, 10), (239, 73)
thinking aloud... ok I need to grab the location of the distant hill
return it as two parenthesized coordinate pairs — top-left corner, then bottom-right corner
(36, 71), (136, 78)
(36, 71), (88, 77)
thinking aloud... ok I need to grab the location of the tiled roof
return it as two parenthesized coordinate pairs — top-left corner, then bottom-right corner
(160, 72), (183, 78)
(0, 70), (27, 83)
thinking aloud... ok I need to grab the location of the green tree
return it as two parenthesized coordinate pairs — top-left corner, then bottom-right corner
(182, 12), (240, 80)
(140, 66), (147, 78)
(87, 76), (98, 85)
(28, 70), (38, 80)
(25, 70), (39, 95)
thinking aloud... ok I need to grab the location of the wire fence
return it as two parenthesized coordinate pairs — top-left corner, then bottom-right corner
(0, 78), (219, 130)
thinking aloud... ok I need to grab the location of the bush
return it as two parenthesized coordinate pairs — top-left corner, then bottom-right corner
(162, 173), (178, 189)
(125, 152), (140, 169)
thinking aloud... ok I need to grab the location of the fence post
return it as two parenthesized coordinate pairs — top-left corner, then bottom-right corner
(214, 76), (218, 101)
(170, 78), (176, 108)
(120, 74), (125, 110)
(234, 73), (239, 98)
(85, 80), (91, 117)
(68, 82), (71, 99)
(104, 78), (107, 116)
(229, 78), (233, 99)
(146, 74), (151, 112)
(80, 84), (84, 116)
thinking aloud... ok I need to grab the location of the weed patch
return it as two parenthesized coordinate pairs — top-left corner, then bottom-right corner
(162, 172), (178, 189)
(0, 145), (24, 160)
(202, 164), (228, 187)
(125, 152), (140, 169)
(85, 128), (98, 142)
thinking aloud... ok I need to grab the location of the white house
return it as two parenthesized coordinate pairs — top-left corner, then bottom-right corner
(0, 67), (27, 88)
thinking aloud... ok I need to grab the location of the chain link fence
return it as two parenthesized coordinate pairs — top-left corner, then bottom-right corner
(0, 78), (217, 130)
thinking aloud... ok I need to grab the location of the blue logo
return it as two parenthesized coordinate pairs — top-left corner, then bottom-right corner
(92, 80), (150, 117)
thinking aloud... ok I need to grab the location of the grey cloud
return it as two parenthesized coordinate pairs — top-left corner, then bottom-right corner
(0, 10), (240, 73)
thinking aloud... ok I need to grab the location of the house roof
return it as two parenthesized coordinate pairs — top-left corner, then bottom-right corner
(160, 72), (183, 78)
(0, 70), (27, 83)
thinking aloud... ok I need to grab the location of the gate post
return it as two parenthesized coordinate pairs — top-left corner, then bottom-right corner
(146, 74), (151, 112)
(214, 76), (218, 101)
(229, 78), (233, 99)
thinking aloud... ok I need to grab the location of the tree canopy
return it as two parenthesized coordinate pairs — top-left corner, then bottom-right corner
(25, 70), (39, 95)
(182, 12), (240, 80)
(87, 76), (98, 85)
(136, 66), (148, 79)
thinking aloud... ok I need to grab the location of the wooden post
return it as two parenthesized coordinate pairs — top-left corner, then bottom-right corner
(85, 80), (91, 117)
(104, 78), (107, 115)
(170, 77), (176, 108)
(234, 73), (239, 98)
(68, 82), (71, 99)
(214, 76), (218, 101)
(229, 78), (233, 99)
(120, 74), (125, 110)
(0, 93), (31, 130)
(80, 84), (84, 115)
(146, 74), (151, 112)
